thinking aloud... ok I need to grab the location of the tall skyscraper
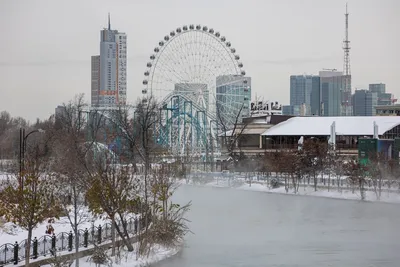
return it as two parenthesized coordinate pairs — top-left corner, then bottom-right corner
(216, 75), (251, 126)
(352, 89), (378, 116)
(310, 76), (321, 115)
(320, 70), (345, 117)
(91, 14), (127, 108)
(288, 75), (320, 116)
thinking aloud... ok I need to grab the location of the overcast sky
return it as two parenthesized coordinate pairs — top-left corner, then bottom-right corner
(0, 0), (399, 122)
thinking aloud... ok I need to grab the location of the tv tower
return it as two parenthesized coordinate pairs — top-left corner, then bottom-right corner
(343, 3), (351, 76)
(342, 3), (352, 116)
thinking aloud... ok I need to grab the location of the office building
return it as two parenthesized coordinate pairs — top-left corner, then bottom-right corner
(320, 70), (346, 116)
(286, 75), (320, 116)
(310, 76), (321, 115)
(369, 83), (393, 106)
(352, 89), (378, 116)
(91, 15), (127, 108)
(282, 105), (299, 116)
(216, 75), (251, 126)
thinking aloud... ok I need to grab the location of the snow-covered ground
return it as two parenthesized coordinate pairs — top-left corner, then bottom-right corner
(1, 209), (181, 267)
(0, 210), (109, 245)
(59, 244), (181, 267)
(179, 177), (400, 204)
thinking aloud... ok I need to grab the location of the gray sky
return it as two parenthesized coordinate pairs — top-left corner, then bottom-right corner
(0, 0), (399, 122)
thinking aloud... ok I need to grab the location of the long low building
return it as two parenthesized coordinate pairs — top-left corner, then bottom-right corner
(261, 116), (400, 153)
(218, 115), (400, 157)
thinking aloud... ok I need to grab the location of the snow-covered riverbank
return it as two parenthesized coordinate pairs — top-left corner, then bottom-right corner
(41, 244), (182, 267)
(178, 178), (400, 204)
(0, 210), (182, 267)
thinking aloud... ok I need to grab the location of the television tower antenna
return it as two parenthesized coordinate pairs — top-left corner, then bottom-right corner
(343, 3), (351, 76)
(342, 3), (352, 115)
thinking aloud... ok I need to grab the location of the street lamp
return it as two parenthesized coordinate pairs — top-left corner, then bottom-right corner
(19, 128), (45, 189)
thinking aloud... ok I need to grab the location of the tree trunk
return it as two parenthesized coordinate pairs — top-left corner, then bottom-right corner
(73, 187), (80, 267)
(114, 221), (134, 251)
(328, 172), (331, 192)
(292, 174), (297, 193)
(74, 225), (79, 267)
(359, 178), (365, 201)
(111, 220), (116, 256)
(284, 175), (288, 193)
(313, 172), (317, 191)
(378, 176), (382, 200)
(118, 213), (131, 243)
(25, 227), (33, 267)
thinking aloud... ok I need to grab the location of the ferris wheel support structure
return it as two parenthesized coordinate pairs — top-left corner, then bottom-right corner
(142, 24), (248, 159)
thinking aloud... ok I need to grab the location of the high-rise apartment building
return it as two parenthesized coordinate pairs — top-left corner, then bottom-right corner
(216, 75), (251, 126)
(91, 15), (127, 108)
(352, 89), (378, 116)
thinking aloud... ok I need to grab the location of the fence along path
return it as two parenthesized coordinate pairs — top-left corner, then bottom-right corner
(0, 217), (144, 266)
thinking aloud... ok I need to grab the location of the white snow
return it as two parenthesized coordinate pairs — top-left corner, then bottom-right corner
(40, 243), (181, 267)
(262, 116), (400, 136)
(184, 177), (400, 204)
(0, 209), (124, 245)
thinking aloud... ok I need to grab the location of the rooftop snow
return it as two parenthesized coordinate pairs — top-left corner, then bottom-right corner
(262, 116), (400, 136)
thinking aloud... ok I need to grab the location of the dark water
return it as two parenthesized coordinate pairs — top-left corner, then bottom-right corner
(156, 185), (400, 267)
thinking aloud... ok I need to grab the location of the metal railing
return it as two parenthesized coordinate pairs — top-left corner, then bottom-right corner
(0, 217), (145, 266)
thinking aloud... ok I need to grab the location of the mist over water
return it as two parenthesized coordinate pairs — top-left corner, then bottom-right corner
(156, 185), (400, 267)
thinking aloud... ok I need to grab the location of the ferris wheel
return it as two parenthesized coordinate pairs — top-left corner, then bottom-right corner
(142, 24), (248, 158)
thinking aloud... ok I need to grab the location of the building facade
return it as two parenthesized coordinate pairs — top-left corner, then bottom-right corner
(91, 56), (100, 106)
(352, 89), (378, 116)
(282, 105), (299, 116)
(216, 75), (251, 126)
(288, 75), (320, 116)
(375, 105), (400, 116)
(91, 16), (127, 108)
(319, 70), (345, 117)
(310, 76), (321, 115)
(369, 83), (392, 106)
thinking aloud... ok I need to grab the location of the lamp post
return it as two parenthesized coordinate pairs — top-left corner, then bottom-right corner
(19, 128), (45, 189)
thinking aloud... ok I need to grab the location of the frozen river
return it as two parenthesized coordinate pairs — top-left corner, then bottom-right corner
(156, 185), (400, 267)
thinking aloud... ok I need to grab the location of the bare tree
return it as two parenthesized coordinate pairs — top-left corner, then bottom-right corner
(302, 139), (328, 191)
(50, 94), (104, 267)
(346, 160), (368, 200)
(217, 103), (250, 170)
(131, 96), (160, 233)
(367, 152), (387, 200)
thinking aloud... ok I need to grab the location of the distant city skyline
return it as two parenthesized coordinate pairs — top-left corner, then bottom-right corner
(0, 0), (399, 122)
